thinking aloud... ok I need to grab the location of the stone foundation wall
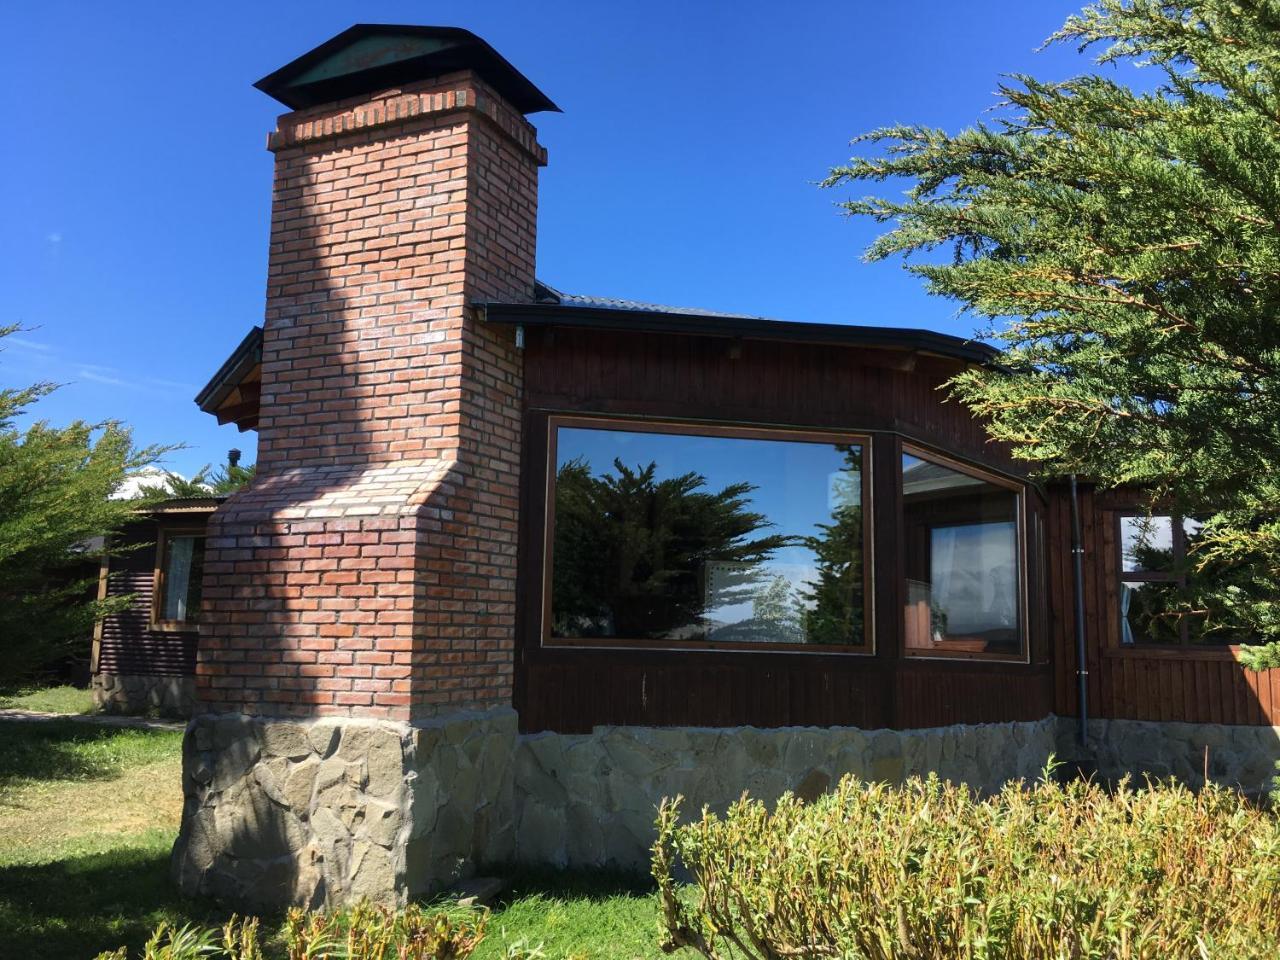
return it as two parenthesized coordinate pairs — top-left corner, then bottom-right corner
(512, 718), (1060, 869)
(171, 708), (517, 908)
(173, 712), (1280, 908)
(1064, 717), (1280, 799)
(93, 673), (196, 718)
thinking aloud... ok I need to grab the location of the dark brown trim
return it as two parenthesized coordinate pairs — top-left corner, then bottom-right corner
(480, 301), (1000, 366)
(539, 413), (877, 656)
(1104, 645), (1245, 662)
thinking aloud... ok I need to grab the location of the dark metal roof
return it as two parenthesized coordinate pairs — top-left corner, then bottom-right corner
(481, 281), (1002, 365)
(194, 326), (262, 413)
(254, 24), (560, 115)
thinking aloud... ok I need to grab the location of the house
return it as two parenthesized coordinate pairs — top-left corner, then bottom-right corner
(91, 497), (222, 716)
(169, 24), (1280, 909)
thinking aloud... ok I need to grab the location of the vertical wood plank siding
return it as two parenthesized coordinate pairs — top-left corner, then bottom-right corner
(96, 521), (199, 677)
(1045, 484), (1280, 726)
(516, 326), (1052, 733)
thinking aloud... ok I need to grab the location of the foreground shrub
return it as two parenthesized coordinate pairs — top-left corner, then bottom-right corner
(93, 903), (485, 960)
(653, 768), (1280, 960)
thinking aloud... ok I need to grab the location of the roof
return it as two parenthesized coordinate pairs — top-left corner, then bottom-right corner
(196, 282), (1000, 432)
(135, 496), (226, 516)
(254, 25), (560, 115)
(477, 281), (1001, 365)
(195, 327), (263, 432)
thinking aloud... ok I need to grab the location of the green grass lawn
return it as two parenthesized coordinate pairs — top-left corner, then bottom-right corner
(0, 719), (667, 960)
(0, 684), (97, 714)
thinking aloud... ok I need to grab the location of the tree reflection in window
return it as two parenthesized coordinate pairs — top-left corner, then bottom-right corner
(1118, 514), (1231, 646)
(548, 424), (869, 649)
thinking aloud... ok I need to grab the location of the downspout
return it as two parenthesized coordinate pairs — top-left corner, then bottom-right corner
(1069, 474), (1088, 746)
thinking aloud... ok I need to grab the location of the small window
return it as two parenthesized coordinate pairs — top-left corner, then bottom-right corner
(153, 530), (206, 630)
(545, 417), (873, 652)
(901, 447), (1025, 660)
(1118, 514), (1226, 646)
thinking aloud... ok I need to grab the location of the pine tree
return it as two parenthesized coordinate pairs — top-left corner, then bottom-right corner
(551, 457), (793, 639)
(800, 445), (866, 645)
(0, 326), (165, 682)
(825, 0), (1280, 664)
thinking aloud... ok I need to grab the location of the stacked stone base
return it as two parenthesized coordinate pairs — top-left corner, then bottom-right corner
(93, 673), (196, 718)
(513, 718), (1059, 869)
(174, 712), (1280, 908)
(1063, 717), (1280, 799)
(171, 709), (516, 907)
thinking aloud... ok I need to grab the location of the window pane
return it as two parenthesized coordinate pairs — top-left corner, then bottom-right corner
(1180, 519), (1235, 646)
(549, 425), (868, 648)
(1120, 515), (1175, 573)
(162, 536), (205, 624)
(1120, 579), (1184, 645)
(902, 453), (1022, 656)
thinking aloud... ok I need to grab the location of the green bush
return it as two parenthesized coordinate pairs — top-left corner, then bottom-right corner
(93, 903), (486, 960)
(653, 768), (1280, 960)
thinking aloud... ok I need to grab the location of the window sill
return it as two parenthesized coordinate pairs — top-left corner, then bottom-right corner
(542, 637), (875, 656)
(1104, 645), (1245, 663)
(150, 621), (200, 634)
(902, 649), (1030, 665)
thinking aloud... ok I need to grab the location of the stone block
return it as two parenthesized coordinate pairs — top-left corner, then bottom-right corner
(262, 722), (311, 760)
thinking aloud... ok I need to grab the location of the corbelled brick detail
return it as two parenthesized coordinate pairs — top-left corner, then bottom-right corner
(196, 69), (542, 721)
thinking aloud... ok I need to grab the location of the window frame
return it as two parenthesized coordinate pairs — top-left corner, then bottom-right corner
(151, 526), (207, 633)
(1115, 511), (1202, 648)
(899, 442), (1031, 664)
(540, 413), (876, 655)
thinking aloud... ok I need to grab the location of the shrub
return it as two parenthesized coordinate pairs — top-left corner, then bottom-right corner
(653, 768), (1280, 960)
(93, 904), (486, 960)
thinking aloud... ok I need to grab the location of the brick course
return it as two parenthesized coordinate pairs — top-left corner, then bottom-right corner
(196, 70), (542, 721)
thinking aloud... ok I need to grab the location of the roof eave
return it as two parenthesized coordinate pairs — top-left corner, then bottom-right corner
(195, 326), (264, 413)
(475, 301), (1000, 366)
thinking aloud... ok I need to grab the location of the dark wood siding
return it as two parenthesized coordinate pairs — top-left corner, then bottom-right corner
(96, 520), (199, 677)
(1046, 484), (1280, 726)
(516, 326), (1052, 733)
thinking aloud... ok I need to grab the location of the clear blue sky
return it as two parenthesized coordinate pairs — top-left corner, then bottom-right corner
(1, 1), (1104, 478)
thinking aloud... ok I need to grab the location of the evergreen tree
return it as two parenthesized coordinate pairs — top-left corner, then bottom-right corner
(134, 458), (255, 499)
(551, 457), (793, 639)
(0, 326), (166, 682)
(824, 0), (1280, 664)
(800, 446), (866, 645)
(207, 460), (255, 494)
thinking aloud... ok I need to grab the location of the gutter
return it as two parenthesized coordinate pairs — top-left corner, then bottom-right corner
(476, 301), (1002, 367)
(1069, 474), (1089, 746)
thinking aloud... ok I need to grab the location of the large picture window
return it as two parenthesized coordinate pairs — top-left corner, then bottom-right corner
(153, 529), (206, 631)
(544, 418), (873, 652)
(901, 446), (1025, 661)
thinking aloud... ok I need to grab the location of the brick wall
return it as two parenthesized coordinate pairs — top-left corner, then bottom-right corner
(196, 70), (543, 721)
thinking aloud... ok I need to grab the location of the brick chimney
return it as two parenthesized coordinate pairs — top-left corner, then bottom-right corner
(173, 26), (555, 908)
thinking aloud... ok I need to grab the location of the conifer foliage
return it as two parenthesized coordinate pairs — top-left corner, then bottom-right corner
(826, 1), (1280, 660)
(0, 326), (165, 682)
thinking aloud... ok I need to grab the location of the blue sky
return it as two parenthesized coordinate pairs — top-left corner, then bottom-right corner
(1, 0), (1105, 477)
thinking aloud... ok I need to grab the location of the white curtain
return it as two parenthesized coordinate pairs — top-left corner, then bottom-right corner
(165, 536), (195, 621)
(1120, 583), (1135, 645)
(930, 522), (1016, 635)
